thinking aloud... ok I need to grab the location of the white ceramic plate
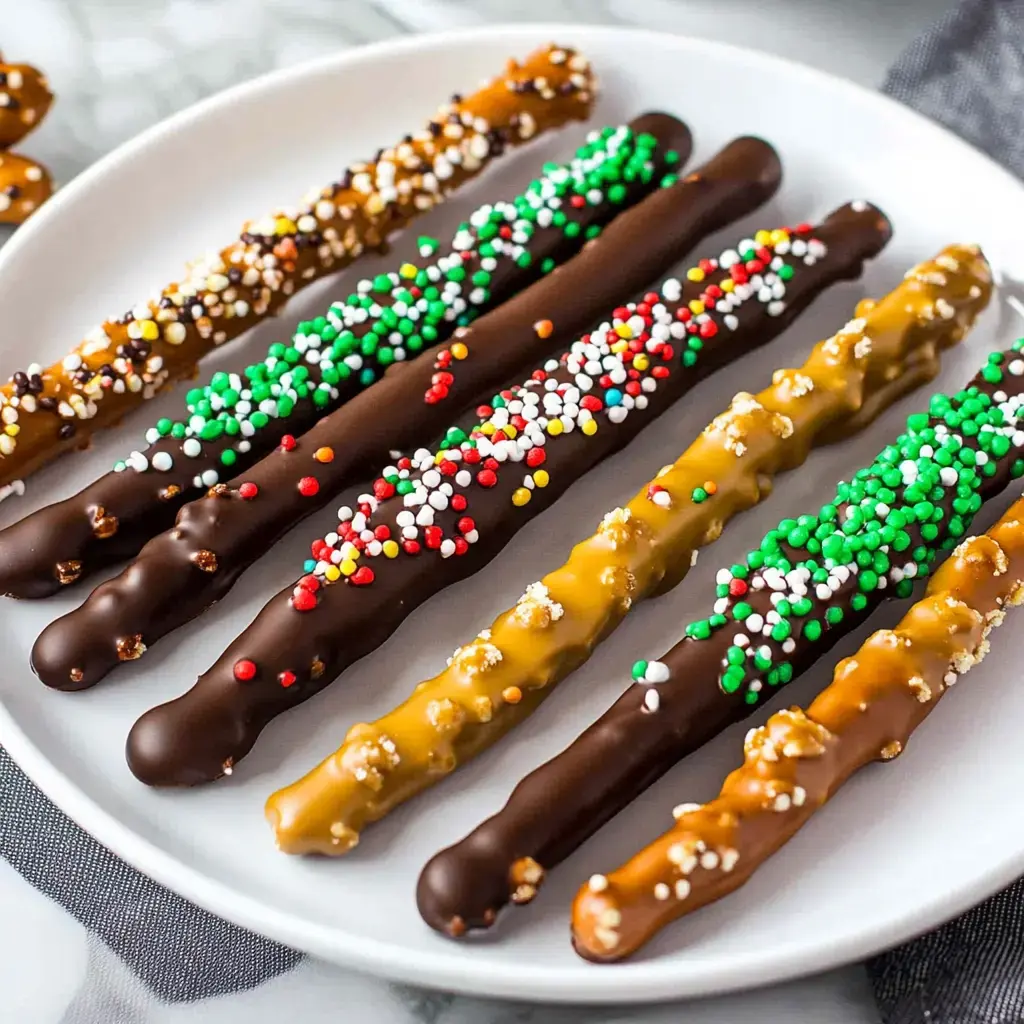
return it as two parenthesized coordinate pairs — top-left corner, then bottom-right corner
(3, 23), (1024, 1005)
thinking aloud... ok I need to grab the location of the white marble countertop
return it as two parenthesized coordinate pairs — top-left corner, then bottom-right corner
(0, 1), (954, 1021)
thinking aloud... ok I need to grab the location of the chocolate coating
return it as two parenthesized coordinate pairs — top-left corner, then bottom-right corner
(124, 202), (891, 787)
(3, 113), (688, 600)
(33, 132), (781, 691)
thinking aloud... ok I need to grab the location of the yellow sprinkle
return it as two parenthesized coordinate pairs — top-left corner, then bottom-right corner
(435, 450), (447, 464)
(275, 216), (297, 235)
(382, 540), (399, 558)
(400, 263), (418, 279)
(754, 229), (771, 245)
(340, 559), (357, 576)
(139, 320), (159, 341)
(633, 354), (649, 371)
(450, 342), (469, 360)
(688, 300), (705, 316)
(582, 418), (598, 436)
(512, 487), (531, 507)
(324, 565), (341, 582)
(503, 425), (517, 440)
(3, 424), (19, 437)
(686, 267), (705, 282)
(480, 422), (497, 436)
(533, 469), (549, 488)
(614, 323), (633, 339)
(770, 228), (789, 246)
(721, 279), (735, 293)
(610, 340), (628, 354)
(546, 419), (563, 436)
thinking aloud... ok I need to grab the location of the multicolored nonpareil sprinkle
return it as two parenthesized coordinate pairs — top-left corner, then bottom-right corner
(112, 125), (676, 492)
(291, 225), (826, 595)
(660, 341), (1024, 705)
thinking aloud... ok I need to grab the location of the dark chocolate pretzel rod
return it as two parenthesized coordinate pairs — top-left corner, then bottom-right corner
(571, 494), (1024, 963)
(31, 133), (782, 690)
(270, 245), (988, 865)
(0, 44), (595, 500)
(126, 202), (892, 790)
(5, 115), (690, 601)
(415, 246), (994, 935)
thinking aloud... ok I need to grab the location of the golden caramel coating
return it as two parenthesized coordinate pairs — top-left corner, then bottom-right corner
(0, 151), (52, 224)
(571, 497), (1024, 962)
(0, 63), (53, 149)
(0, 44), (595, 496)
(264, 244), (991, 856)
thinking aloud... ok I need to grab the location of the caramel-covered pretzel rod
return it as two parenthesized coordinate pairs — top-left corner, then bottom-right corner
(572, 496), (1024, 963)
(32, 133), (780, 689)
(0, 44), (595, 498)
(129, 204), (892, 789)
(11, 114), (685, 603)
(415, 245), (994, 935)
(239, 209), (897, 823)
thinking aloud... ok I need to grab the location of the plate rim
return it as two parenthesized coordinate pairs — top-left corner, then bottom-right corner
(3, 21), (1024, 1004)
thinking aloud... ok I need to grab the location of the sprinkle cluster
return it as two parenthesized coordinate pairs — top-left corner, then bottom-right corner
(667, 342), (1024, 705)
(0, 45), (594, 473)
(112, 124), (664, 492)
(292, 226), (821, 592)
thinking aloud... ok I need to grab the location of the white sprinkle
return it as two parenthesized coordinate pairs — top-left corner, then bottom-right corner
(643, 688), (660, 713)
(182, 438), (202, 458)
(151, 452), (173, 472)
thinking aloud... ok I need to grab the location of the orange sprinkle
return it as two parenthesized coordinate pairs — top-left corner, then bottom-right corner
(534, 319), (554, 339)
(502, 685), (523, 704)
(704, 480), (718, 495)
(314, 447), (335, 463)
(451, 341), (469, 360)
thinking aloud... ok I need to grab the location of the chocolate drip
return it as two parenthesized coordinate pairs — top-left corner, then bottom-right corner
(32, 134), (780, 690)
(3, 113), (689, 600)
(424, 335), (1019, 941)
(122, 203), (891, 787)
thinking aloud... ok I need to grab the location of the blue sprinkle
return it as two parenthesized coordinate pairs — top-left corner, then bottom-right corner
(303, 559), (317, 573)
(604, 388), (623, 407)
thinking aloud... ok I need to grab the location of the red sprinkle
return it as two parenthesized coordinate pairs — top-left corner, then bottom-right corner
(374, 525), (391, 541)
(484, 457), (500, 472)
(298, 476), (320, 497)
(238, 482), (258, 500)
(278, 670), (297, 688)
(477, 468), (497, 488)
(652, 366), (671, 379)
(570, 194), (586, 207)
(451, 494), (468, 511)
(402, 539), (421, 555)
(580, 395), (603, 412)
(526, 448), (546, 468)
(454, 537), (469, 556)
(729, 578), (749, 597)
(298, 574), (320, 592)
(643, 292), (660, 305)
(349, 566), (375, 586)
(280, 435), (297, 452)
(373, 478), (395, 500)
(699, 321), (719, 339)
(439, 459), (458, 476)
(424, 526), (443, 549)
(458, 516), (476, 534)
(476, 404), (493, 418)
(233, 659), (257, 681)
(292, 588), (317, 612)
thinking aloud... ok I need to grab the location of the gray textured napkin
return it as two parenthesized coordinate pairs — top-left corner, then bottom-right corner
(3, 0), (1024, 1020)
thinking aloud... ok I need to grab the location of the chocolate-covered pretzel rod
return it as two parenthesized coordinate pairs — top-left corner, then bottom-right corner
(122, 207), (892, 793)
(572, 497), (1024, 962)
(10, 115), (685, 602)
(32, 135), (779, 690)
(415, 245), (993, 935)
(0, 44), (594, 498)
